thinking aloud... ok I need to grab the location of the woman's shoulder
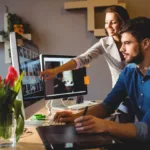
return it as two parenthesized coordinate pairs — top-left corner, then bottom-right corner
(99, 36), (114, 43)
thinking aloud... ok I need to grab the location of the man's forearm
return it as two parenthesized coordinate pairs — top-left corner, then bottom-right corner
(105, 120), (137, 139)
(87, 104), (108, 118)
(76, 104), (107, 118)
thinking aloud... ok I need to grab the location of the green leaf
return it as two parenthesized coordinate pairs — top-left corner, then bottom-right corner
(0, 89), (17, 113)
(0, 113), (13, 139)
(16, 116), (24, 142)
(14, 99), (24, 142)
(13, 71), (24, 93)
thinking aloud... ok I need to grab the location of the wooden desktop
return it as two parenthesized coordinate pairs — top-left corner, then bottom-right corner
(12, 99), (150, 150)
(13, 100), (103, 150)
(17, 106), (48, 150)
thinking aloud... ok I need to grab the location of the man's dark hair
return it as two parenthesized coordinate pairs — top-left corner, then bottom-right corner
(120, 17), (150, 42)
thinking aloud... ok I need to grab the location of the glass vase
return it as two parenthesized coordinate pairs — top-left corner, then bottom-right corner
(0, 112), (16, 148)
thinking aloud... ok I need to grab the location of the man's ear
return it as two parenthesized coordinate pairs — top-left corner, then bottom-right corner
(142, 38), (150, 50)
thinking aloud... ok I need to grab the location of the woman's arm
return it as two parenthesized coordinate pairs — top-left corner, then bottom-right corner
(40, 59), (77, 80)
(54, 59), (77, 73)
(74, 40), (103, 69)
(40, 40), (103, 80)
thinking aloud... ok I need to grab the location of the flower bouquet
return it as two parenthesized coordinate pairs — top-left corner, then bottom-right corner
(0, 66), (24, 146)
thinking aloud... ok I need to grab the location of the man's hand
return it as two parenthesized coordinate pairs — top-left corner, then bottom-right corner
(40, 69), (57, 80)
(54, 111), (78, 123)
(74, 115), (107, 133)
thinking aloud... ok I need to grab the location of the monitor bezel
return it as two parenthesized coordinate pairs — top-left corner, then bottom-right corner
(40, 54), (88, 100)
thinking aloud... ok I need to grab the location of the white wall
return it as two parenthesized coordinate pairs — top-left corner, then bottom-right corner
(0, 44), (9, 78)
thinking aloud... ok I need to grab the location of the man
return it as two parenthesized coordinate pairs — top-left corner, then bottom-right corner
(54, 17), (150, 142)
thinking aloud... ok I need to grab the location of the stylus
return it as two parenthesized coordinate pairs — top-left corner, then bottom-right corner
(82, 106), (88, 116)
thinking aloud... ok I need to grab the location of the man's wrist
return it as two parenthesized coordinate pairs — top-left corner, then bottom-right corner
(104, 119), (114, 133)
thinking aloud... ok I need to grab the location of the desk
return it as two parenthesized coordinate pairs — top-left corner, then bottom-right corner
(16, 100), (150, 150)
(17, 106), (48, 150)
(16, 128), (45, 150)
(17, 100), (103, 150)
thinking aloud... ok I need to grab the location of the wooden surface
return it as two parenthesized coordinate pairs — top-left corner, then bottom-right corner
(15, 100), (102, 150)
(17, 128), (45, 150)
(17, 106), (48, 149)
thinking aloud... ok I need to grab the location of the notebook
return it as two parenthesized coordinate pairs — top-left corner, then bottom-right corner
(36, 125), (122, 150)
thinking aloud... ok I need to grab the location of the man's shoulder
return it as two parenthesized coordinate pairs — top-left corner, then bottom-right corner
(123, 63), (136, 75)
(125, 63), (136, 69)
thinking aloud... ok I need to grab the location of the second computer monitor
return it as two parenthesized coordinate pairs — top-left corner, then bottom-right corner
(40, 54), (88, 100)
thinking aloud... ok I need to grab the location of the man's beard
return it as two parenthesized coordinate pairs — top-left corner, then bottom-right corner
(127, 46), (144, 64)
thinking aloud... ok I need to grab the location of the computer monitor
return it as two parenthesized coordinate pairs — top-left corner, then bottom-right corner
(10, 32), (44, 119)
(40, 54), (88, 102)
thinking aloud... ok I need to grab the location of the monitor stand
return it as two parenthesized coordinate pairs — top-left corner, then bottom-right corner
(46, 98), (77, 115)
(46, 96), (97, 117)
(46, 97), (98, 119)
(48, 96), (84, 111)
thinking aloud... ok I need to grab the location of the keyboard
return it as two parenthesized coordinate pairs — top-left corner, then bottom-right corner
(49, 115), (66, 125)
(48, 121), (66, 126)
(68, 101), (97, 110)
(25, 120), (66, 126)
(25, 120), (44, 126)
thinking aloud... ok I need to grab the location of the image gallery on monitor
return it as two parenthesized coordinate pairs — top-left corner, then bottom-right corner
(18, 47), (44, 102)
(40, 54), (88, 100)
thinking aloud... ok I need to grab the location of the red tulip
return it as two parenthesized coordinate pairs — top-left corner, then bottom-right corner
(5, 66), (18, 87)
(8, 66), (18, 80)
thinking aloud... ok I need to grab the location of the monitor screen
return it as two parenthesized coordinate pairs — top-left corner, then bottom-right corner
(40, 54), (88, 100)
(19, 51), (44, 102)
(10, 32), (44, 119)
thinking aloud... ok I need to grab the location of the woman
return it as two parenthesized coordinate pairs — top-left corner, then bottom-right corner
(40, 5), (129, 88)
(41, 5), (134, 122)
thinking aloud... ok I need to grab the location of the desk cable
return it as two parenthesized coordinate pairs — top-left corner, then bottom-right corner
(46, 99), (70, 115)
